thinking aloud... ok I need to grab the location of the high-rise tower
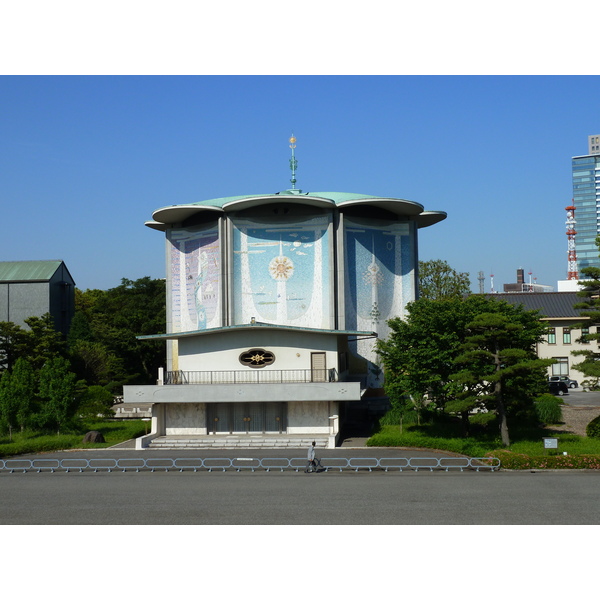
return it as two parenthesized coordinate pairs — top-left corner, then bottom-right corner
(572, 135), (600, 271)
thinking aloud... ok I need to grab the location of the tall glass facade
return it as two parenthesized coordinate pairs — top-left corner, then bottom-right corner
(572, 154), (600, 271)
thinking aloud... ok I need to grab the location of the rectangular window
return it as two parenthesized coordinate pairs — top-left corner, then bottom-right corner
(547, 327), (556, 344)
(582, 327), (590, 344)
(552, 357), (569, 376)
(563, 328), (572, 344)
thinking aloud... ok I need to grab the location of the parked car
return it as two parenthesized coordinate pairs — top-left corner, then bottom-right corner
(548, 381), (569, 396)
(548, 375), (578, 389)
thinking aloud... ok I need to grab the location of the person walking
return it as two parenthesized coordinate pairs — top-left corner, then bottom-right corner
(305, 441), (322, 473)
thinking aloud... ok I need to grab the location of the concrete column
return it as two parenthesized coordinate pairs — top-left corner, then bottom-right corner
(135, 403), (165, 449)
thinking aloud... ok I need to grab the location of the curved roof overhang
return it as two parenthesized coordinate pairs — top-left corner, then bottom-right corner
(151, 204), (224, 227)
(144, 220), (169, 232)
(337, 197), (424, 218)
(222, 194), (335, 211)
(146, 192), (446, 230)
(414, 211), (448, 228)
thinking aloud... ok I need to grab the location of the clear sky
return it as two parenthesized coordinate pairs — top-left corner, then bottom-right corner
(1, 74), (598, 292)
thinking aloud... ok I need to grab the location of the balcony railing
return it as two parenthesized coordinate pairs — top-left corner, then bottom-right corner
(164, 368), (338, 385)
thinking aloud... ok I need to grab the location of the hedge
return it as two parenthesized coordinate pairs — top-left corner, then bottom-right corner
(489, 450), (600, 470)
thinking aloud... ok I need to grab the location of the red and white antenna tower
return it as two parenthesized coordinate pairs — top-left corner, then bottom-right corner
(565, 202), (579, 280)
(490, 271), (495, 294)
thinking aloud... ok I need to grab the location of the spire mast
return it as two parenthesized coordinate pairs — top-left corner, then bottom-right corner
(289, 134), (298, 190)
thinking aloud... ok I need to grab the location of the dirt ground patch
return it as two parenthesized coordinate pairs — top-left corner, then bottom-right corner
(548, 405), (600, 437)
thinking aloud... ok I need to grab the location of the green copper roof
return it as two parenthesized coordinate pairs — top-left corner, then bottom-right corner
(0, 260), (65, 282)
(146, 190), (446, 232)
(156, 191), (397, 210)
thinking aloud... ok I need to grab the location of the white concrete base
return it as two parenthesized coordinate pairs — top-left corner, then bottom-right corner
(134, 400), (340, 448)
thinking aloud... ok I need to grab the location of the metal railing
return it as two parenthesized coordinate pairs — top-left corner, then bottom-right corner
(0, 456), (501, 473)
(164, 368), (338, 385)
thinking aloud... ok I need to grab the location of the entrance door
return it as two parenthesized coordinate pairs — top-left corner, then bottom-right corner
(207, 403), (287, 433)
(311, 352), (327, 382)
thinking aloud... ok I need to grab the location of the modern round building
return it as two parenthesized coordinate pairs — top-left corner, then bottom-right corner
(125, 184), (446, 448)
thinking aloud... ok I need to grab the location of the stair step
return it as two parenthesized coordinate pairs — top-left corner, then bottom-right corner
(148, 435), (329, 450)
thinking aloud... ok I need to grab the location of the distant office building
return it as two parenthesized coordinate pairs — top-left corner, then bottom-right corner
(572, 135), (600, 271)
(503, 268), (553, 293)
(0, 260), (75, 337)
(556, 279), (580, 292)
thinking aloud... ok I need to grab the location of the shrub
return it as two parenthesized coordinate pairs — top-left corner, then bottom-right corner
(586, 414), (600, 438)
(469, 412), (496, 426)
(379, 407), (404, 426)
(489, 450), (600, 470)
(76, 385), (115, 420)
(534, 394), (563, 425)
(379, 403), (438, 428)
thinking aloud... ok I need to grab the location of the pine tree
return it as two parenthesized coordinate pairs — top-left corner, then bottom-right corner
(455, 312), (553, 446)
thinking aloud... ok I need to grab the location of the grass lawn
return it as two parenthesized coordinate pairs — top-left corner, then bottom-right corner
(0, 419), (150, 458)
(367, 418), (600, 469)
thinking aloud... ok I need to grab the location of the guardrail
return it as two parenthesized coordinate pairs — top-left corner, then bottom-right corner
(0, 456), (500, 474)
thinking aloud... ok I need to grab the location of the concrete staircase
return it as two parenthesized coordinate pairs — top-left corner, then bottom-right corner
(148, 434), (330, 450)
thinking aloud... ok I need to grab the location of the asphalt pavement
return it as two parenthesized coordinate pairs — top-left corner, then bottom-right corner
(1, 467), (599, 525)
(562, 386), (600, 406)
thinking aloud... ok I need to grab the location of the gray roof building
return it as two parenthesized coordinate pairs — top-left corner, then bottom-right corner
(490, 292), (582, 319)
(0, 260), (75, 337)
(487, 292), (590, 380)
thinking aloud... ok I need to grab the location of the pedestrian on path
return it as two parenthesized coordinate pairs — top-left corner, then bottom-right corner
(305, 441), (322, 473)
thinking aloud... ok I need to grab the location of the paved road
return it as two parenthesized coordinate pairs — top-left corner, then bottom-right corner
(563, 387), (600, 406)
(2, 465), (599, 525)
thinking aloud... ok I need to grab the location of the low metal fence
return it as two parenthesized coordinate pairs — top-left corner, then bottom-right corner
(0, 456), (500, 474)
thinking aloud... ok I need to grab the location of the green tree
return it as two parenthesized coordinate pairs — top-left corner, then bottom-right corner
(67, 310), (95, 346)
(69, 339), (125, 389)
(377, 295), (550, 441)
(454, 312), (552, 446)
(1, 314), (67, 374)
(77, 277), (166, 388)
(22, 314), (68, 370)
(76, 385), (115, 420)
(0, 321), (28, 372)
(572, 237), (600, 387)
(378, 297), (471, 415)
(38, 357), (79, 435)
(0, 370), (16, 439)
(0, 358), (37, 439)
(418, 259), (471, 300)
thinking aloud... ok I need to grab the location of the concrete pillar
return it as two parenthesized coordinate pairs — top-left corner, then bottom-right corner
(135, 403), (164, 449)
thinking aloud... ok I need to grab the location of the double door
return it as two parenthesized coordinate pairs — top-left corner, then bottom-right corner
(207, 402), (287, 434)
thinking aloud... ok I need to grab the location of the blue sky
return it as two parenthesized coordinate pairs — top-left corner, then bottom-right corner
(1, 75), (598, 292)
